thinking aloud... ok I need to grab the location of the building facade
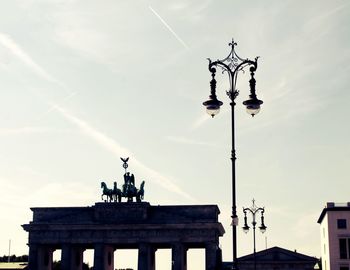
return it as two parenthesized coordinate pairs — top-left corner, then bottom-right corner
(318, 202), (350, 270)
(223, 246), (318, 270)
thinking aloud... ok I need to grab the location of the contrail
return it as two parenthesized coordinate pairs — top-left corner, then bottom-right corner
(35, 92), (78, 121)
(0, 32), (71, 93)
(0, 32), (59, 84)
(149, 6), (189, 50)
(53, 104), (195, 201)
(191, 114), (210, 130)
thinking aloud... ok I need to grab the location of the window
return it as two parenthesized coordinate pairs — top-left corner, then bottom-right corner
(340, 239), (348, 259)
(339, 239), (350, 259)
(338, 219), (347, 229)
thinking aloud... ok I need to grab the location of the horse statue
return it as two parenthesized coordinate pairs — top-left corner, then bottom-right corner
(122, 183), (137, 202)
(113, 182), (122, 202)
(101, 181), (114, 202)
(136, 181), (145, 202)
(122, 180), (145, 202)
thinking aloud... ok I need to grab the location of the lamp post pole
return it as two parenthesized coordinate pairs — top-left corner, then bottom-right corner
(203, 39), (263, 270)
(242, 199), (267, 270)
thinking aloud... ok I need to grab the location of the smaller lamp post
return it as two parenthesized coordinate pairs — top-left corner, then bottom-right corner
(242, 199), (267, 270)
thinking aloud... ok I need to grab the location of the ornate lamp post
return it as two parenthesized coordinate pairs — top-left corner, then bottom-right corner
(203, 39), (263, 270)
(242, 199), (267, 270)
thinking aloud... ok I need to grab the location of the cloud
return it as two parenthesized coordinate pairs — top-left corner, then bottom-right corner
(289, 211), (320, 255)
(166, 0), (212, 22)
(0, 127), (70, 135)
(293, 211), (320, 238)
(305, 2), (348, 31)
(52, 104), (195, 201)
(166, 135), (214, 146)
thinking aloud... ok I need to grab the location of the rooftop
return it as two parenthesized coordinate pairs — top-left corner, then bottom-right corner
(317, 202), (350, 223)
(327, 202), (350, 207)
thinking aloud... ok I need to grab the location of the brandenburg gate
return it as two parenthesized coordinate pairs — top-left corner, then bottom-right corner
(22, 158), (225, 270)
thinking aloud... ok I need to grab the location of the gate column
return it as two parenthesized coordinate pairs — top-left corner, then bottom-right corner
(61, 244), (84, 270)
(138, 243), (156, 270)
(35, 246), (54, 270)
(205, 242), (218, 270)
(28, 244), (38, 270)
(93, 244), (114, 270)
(172, 243), (187, 270)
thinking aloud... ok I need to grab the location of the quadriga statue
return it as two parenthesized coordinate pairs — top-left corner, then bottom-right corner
(100, 157), (146, 203)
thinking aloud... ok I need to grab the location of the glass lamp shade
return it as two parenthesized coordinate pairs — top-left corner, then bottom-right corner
(203, 98), (223, 118)
(242, 225), (250, 234)
(243, 98), (263, 117)
(259, 224), (267, 233)
(246, 107), (260, 116)
(206, 108), (220, 117)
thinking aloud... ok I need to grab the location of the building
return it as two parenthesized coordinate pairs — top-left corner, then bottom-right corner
(318, 202), (350, 270)
(223, 246), (318, 270)
(22, 202), (224, 270)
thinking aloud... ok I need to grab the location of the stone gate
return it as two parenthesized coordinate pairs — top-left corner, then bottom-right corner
(22, 202), (225, 270)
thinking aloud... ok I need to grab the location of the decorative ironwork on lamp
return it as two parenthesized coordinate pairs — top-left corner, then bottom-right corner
(203, 39), (263, 117)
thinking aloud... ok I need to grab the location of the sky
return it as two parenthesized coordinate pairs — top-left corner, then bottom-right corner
(0, 0), (349, 269)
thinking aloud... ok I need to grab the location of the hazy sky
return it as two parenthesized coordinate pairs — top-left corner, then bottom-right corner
(0, 0), (349, 269)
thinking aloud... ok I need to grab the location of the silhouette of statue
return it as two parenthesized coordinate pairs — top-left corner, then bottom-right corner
(99, 158), (146, 203)
(124, 172), (131, 184)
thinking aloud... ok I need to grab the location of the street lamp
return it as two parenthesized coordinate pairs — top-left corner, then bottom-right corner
(202, 39), (263, 270)
(242, 199), (267, 270)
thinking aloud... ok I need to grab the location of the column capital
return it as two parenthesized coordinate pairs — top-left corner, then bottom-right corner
(205, 241), (218, 249)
